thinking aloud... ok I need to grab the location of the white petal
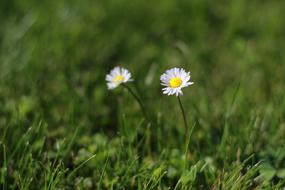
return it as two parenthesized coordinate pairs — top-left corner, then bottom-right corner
(106, 66), (133, 89)
(160, 67), (193, 96)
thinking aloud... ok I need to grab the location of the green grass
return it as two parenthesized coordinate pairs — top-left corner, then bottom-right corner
(1, 0), (285, 189)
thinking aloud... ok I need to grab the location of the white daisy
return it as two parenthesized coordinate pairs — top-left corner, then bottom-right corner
(106, 67), (133, 90)
(160, 68), (194, 96)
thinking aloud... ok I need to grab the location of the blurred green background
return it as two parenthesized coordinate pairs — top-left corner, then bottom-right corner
(1, 0), (285, 189)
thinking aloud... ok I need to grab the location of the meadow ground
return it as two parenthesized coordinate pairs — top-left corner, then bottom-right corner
(1, 0), (285, 189)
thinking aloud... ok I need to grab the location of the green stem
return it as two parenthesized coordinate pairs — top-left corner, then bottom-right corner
(178, 96), (188, 134)
(122, 84), (148, 122)
(177, 96), (189, 170)
(122, 84), (152, 156)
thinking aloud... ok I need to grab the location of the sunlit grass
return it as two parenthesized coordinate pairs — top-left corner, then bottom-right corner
(0, 0), (285, 189)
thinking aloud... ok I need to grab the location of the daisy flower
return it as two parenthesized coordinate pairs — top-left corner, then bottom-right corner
(160, 68), (193, 96)
(106, 67), (133, 90)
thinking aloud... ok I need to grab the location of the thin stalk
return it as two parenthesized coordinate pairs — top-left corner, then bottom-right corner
(177, 96), (189, 170)
(67, 154), (96, 179)
(122, 84), (152, 156)
(178, 96), (188, 134)
(122, 84), (148, 122)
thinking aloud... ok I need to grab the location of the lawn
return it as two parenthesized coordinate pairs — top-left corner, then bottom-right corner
(1, 0), (285, 189)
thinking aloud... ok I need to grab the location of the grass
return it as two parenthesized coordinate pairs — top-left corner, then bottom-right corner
(0, 0), (285, 189)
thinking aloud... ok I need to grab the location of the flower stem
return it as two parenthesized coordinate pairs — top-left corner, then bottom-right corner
(122, 84), (148, 122)
(177, 96), (190, 170)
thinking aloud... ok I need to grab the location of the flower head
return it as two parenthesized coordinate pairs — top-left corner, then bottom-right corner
(160, 68), (193, 96)
(106, 67), (133, 90)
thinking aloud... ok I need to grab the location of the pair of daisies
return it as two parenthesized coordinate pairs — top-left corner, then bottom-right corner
(106, 67), (194, 96)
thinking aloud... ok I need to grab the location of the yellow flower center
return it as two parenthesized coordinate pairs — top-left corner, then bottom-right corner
(113, 75), (125, 83)
(169, 77), (182, 88)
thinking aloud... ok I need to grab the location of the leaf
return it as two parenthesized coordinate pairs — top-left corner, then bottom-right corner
(181, 166), (197, 185)
(18, 96), (35, 118)
(259, 163), (276, 181)
(152, 166), (164, 180)
(276, 168), (285, 178)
